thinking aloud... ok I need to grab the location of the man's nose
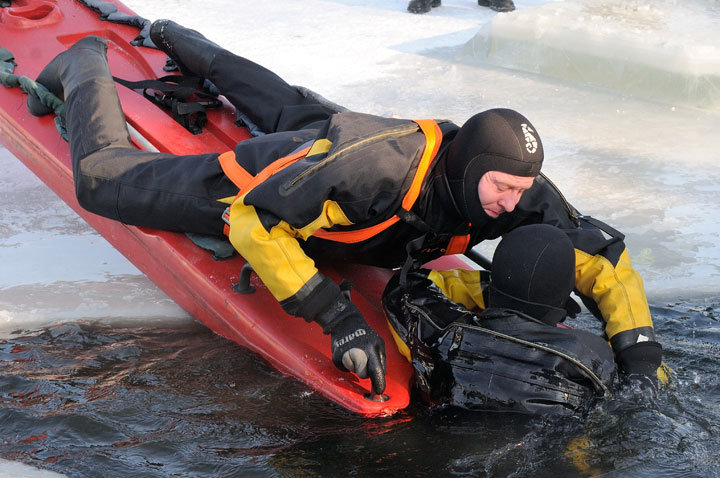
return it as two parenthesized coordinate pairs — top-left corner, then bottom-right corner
(499, 190), (521, 213)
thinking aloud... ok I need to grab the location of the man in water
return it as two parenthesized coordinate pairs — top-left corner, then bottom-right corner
(26, 20), (662, 397)
(383, 224), (622, 413)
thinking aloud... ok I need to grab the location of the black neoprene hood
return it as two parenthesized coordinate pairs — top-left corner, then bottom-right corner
(489, 224), (575, 326)
(444, 108), (544, 226)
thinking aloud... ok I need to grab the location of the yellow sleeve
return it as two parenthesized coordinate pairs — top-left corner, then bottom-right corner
(574, 248), (654, 341)
(227, 196), (353, 302)
(427, 269), (486, 311)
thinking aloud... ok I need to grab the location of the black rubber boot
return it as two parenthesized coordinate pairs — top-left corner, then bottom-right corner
(149, 19), (222, 78)
(407, 0), (441, 14)
(478, 0), (515, 12)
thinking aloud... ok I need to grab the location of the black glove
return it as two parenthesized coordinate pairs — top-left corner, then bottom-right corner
(314, 293), (387, 395)
(616, 341), (663, 394)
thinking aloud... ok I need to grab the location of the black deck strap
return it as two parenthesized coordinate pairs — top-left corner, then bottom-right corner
(169, 100), (207, 135)
(113, 75), (222, 134)
(75, 0), (155, 48)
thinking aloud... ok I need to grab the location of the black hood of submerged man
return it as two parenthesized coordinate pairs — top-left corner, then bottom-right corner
(441, 108), (544, 227)
(489, 224), (575, 326)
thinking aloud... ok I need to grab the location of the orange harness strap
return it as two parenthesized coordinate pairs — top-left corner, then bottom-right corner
(219, 145), (311, 236)
(218, 150), (253, 190)
(219, 146), (312, 196)
(445, 233), (471, 255)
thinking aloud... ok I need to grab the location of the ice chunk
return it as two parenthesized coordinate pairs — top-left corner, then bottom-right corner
(461, 0), (720, 110)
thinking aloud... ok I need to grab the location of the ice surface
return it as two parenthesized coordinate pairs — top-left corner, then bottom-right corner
(0, 151), (189, 334)
(1, 0), (718, 339)
(462, 0), (720, 110)
(0, 459), (66, 477)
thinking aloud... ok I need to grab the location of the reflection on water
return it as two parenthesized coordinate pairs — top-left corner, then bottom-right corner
(1, 299), (719, 477)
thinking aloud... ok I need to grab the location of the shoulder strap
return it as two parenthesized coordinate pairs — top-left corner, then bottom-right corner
(219, 145), (312, 197)
(218, 150), (253, 189)
(218, 144), (313, 237)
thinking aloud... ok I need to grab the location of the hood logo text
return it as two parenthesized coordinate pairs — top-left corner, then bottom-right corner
(521, 124), (538, 154)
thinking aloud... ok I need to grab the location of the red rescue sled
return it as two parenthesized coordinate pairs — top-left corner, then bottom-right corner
(0, 0), (470, 416)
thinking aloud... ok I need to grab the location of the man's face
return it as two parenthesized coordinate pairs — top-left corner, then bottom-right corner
(477, 171), (535, 218)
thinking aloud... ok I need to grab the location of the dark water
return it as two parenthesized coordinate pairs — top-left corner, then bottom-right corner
(1, 298), (719, 477)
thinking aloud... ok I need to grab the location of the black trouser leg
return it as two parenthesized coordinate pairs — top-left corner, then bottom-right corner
(205, 50), (338, 133)
(54, 38), (235, 234)
(67, 79), (236, 234)
(149, 20), (338, 133)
